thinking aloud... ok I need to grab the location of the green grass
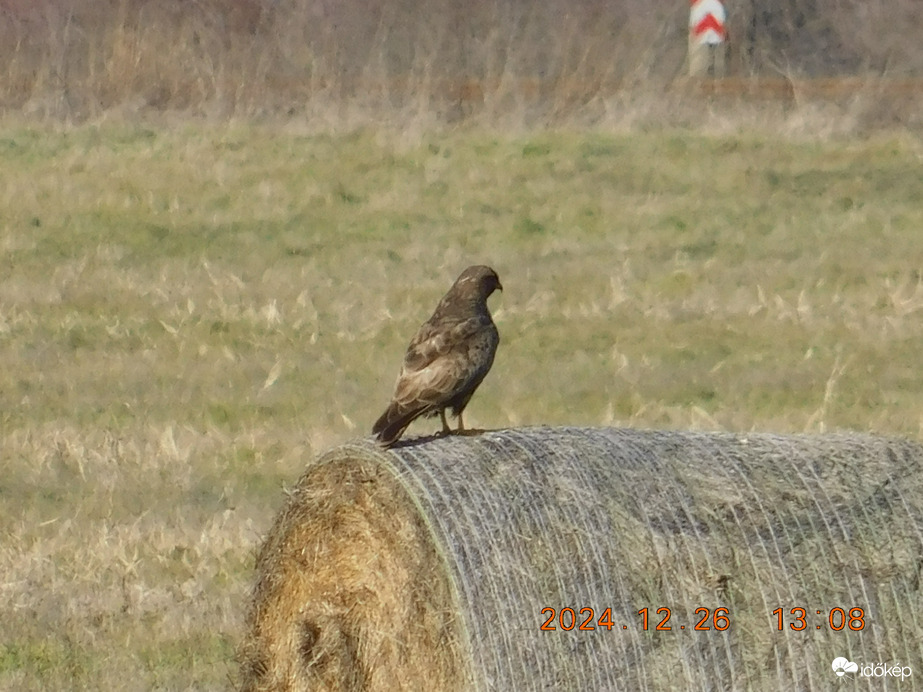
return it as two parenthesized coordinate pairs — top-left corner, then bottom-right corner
(2, 123), (923, 688)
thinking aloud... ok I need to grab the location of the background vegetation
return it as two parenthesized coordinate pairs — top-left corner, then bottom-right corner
(2, 0), (923, 689)
(1, 0), (922, 130)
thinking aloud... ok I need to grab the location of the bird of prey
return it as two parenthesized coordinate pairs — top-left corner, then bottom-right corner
(372, 265), (502, 447)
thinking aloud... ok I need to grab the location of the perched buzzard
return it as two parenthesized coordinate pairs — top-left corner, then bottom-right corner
(372, 265), (502, 447)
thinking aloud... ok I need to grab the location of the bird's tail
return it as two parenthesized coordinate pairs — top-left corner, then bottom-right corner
(372, 403), (425, 447)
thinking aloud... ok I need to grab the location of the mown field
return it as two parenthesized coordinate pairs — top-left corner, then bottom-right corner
(2, 123), (923, 689)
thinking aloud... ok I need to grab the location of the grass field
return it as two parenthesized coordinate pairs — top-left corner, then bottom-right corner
(2, 122), (923, 689)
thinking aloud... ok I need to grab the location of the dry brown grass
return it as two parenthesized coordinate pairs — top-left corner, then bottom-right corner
(1, 425), (271, 689)
(239, 447), (468, 691)
(1, 0), (922, 131)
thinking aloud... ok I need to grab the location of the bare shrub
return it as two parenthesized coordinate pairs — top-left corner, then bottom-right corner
(0, 0), (921, 127)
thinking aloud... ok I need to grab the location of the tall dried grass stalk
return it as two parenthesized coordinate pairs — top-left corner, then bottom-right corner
(1, 0), (922, 129)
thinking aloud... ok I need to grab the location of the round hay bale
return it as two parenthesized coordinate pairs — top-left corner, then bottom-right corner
(238, 427), (923, 691)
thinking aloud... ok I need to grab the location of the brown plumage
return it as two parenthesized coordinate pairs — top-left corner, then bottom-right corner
(373, 265), (502, 447)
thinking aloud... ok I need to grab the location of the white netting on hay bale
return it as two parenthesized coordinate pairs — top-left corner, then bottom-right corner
(239, 427), (923, 691)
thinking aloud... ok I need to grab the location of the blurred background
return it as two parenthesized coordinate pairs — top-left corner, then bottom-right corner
(2, 0), (922, 129)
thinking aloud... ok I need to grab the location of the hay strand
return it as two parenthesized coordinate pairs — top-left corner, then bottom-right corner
(239, 427), (923, 690)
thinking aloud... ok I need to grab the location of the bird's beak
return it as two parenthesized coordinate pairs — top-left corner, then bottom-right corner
(497, 280), (503, 292)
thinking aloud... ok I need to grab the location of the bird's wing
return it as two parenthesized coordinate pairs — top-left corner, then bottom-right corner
(391, 357), (464, 410)
(402, 316), (482, 371)
(390, 316), (483, 409)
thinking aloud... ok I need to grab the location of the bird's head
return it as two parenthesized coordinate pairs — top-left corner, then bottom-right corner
(456, 265), (502, 300)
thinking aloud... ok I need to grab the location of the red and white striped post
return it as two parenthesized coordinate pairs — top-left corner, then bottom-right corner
(688, 0), (727, 76)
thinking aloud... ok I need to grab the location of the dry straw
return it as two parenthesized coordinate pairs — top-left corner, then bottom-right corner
(239, 427), (923, 691)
